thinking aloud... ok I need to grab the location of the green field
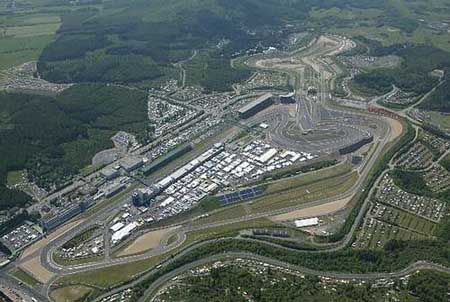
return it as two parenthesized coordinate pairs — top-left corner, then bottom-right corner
(424, 111), (450, 131)
(0, 35), (54, 70)
(50, 285), (94, 302)
(6, 170), (23, 187)
(10, 268), (40, 288)
(0, 10), (61, 70)
(250, 171), (358, 214)
(191, 164), (354, 225)
(366, 223), (428, 250)
(376, 204), (438, 235)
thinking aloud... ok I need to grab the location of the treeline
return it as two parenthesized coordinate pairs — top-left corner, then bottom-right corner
(391, 169), (431, 196)
(407, 270), (450, 302)
(162, 266), (405, 302)
(185, 51), (252, 92)
(37, 0), (390, 87)
(40, 34), (110, 62)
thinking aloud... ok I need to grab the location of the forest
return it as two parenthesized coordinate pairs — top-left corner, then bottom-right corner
(419, 69), (450, 112)
(0, 84), (148, 211)
(353, 44), (450, 96)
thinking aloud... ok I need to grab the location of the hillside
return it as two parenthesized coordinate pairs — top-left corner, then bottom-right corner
(35, 0), (382, 88)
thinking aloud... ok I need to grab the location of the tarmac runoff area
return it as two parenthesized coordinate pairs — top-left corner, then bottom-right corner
(117, 227), (179, 257)
(21, 256), (54, 283)
(386, 117), (403, 142)
(17, 220), (84, 284)
(269, 196), (352, 222)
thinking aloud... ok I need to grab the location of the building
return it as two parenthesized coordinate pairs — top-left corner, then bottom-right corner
(40, 202), (89, 231)
(132, 187), (159, 206)
(141, 144), (192, 176)
(238, 93), (274, 119)
(294, 217), (319, 228)
(257, 148), (278, 163)
(104, 183), (126, 198)
(111, 222), (137, 244)
(279, 92), (296, 104)
(338, 135), (373, 155)
(100, 167), (120, 180)
(351, 155), (363, 165)
(110, 222), (124, 232)
(155, 144), (224, 190)
(120, 156), (144, 173)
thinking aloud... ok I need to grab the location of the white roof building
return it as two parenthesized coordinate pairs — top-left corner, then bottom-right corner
(112, 222), (137, 244)
(294, 217), (319, 228)
(161, 196), (175, 207)
(110, 222), (124, 232)
(257, 148), (278, 163)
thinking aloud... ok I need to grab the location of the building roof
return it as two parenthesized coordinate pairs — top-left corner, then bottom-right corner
(257, 148), (278, 163)
(238, 93), (273, 114)
(112, 222), (137, 243)
(294, 217), (319, 228)
(120, 156), (143, 171)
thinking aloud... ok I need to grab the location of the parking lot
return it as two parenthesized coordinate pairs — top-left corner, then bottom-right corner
(376, 175), (446, 222)
(1, 223), (43, 252)
(395, 142), (433, 170)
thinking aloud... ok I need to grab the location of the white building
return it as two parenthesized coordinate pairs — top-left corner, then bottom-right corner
(294, 217), (319, 228)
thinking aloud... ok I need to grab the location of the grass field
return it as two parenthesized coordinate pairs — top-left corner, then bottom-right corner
(50, 285), (93, 302)
(10, 268), (40, 288)
(424, 111), (450, 131)
(53, 253), (104, 267)
(0, 11), (60, 70)
(0, 35), (54, 70)
(6, 170), (23, 186)
(366, 221), (428, 250)
(191, 164), (355, 225)
(310, 7), (383, 20)
(376, 204), (438, 235)
(250, 172), (358, 214)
